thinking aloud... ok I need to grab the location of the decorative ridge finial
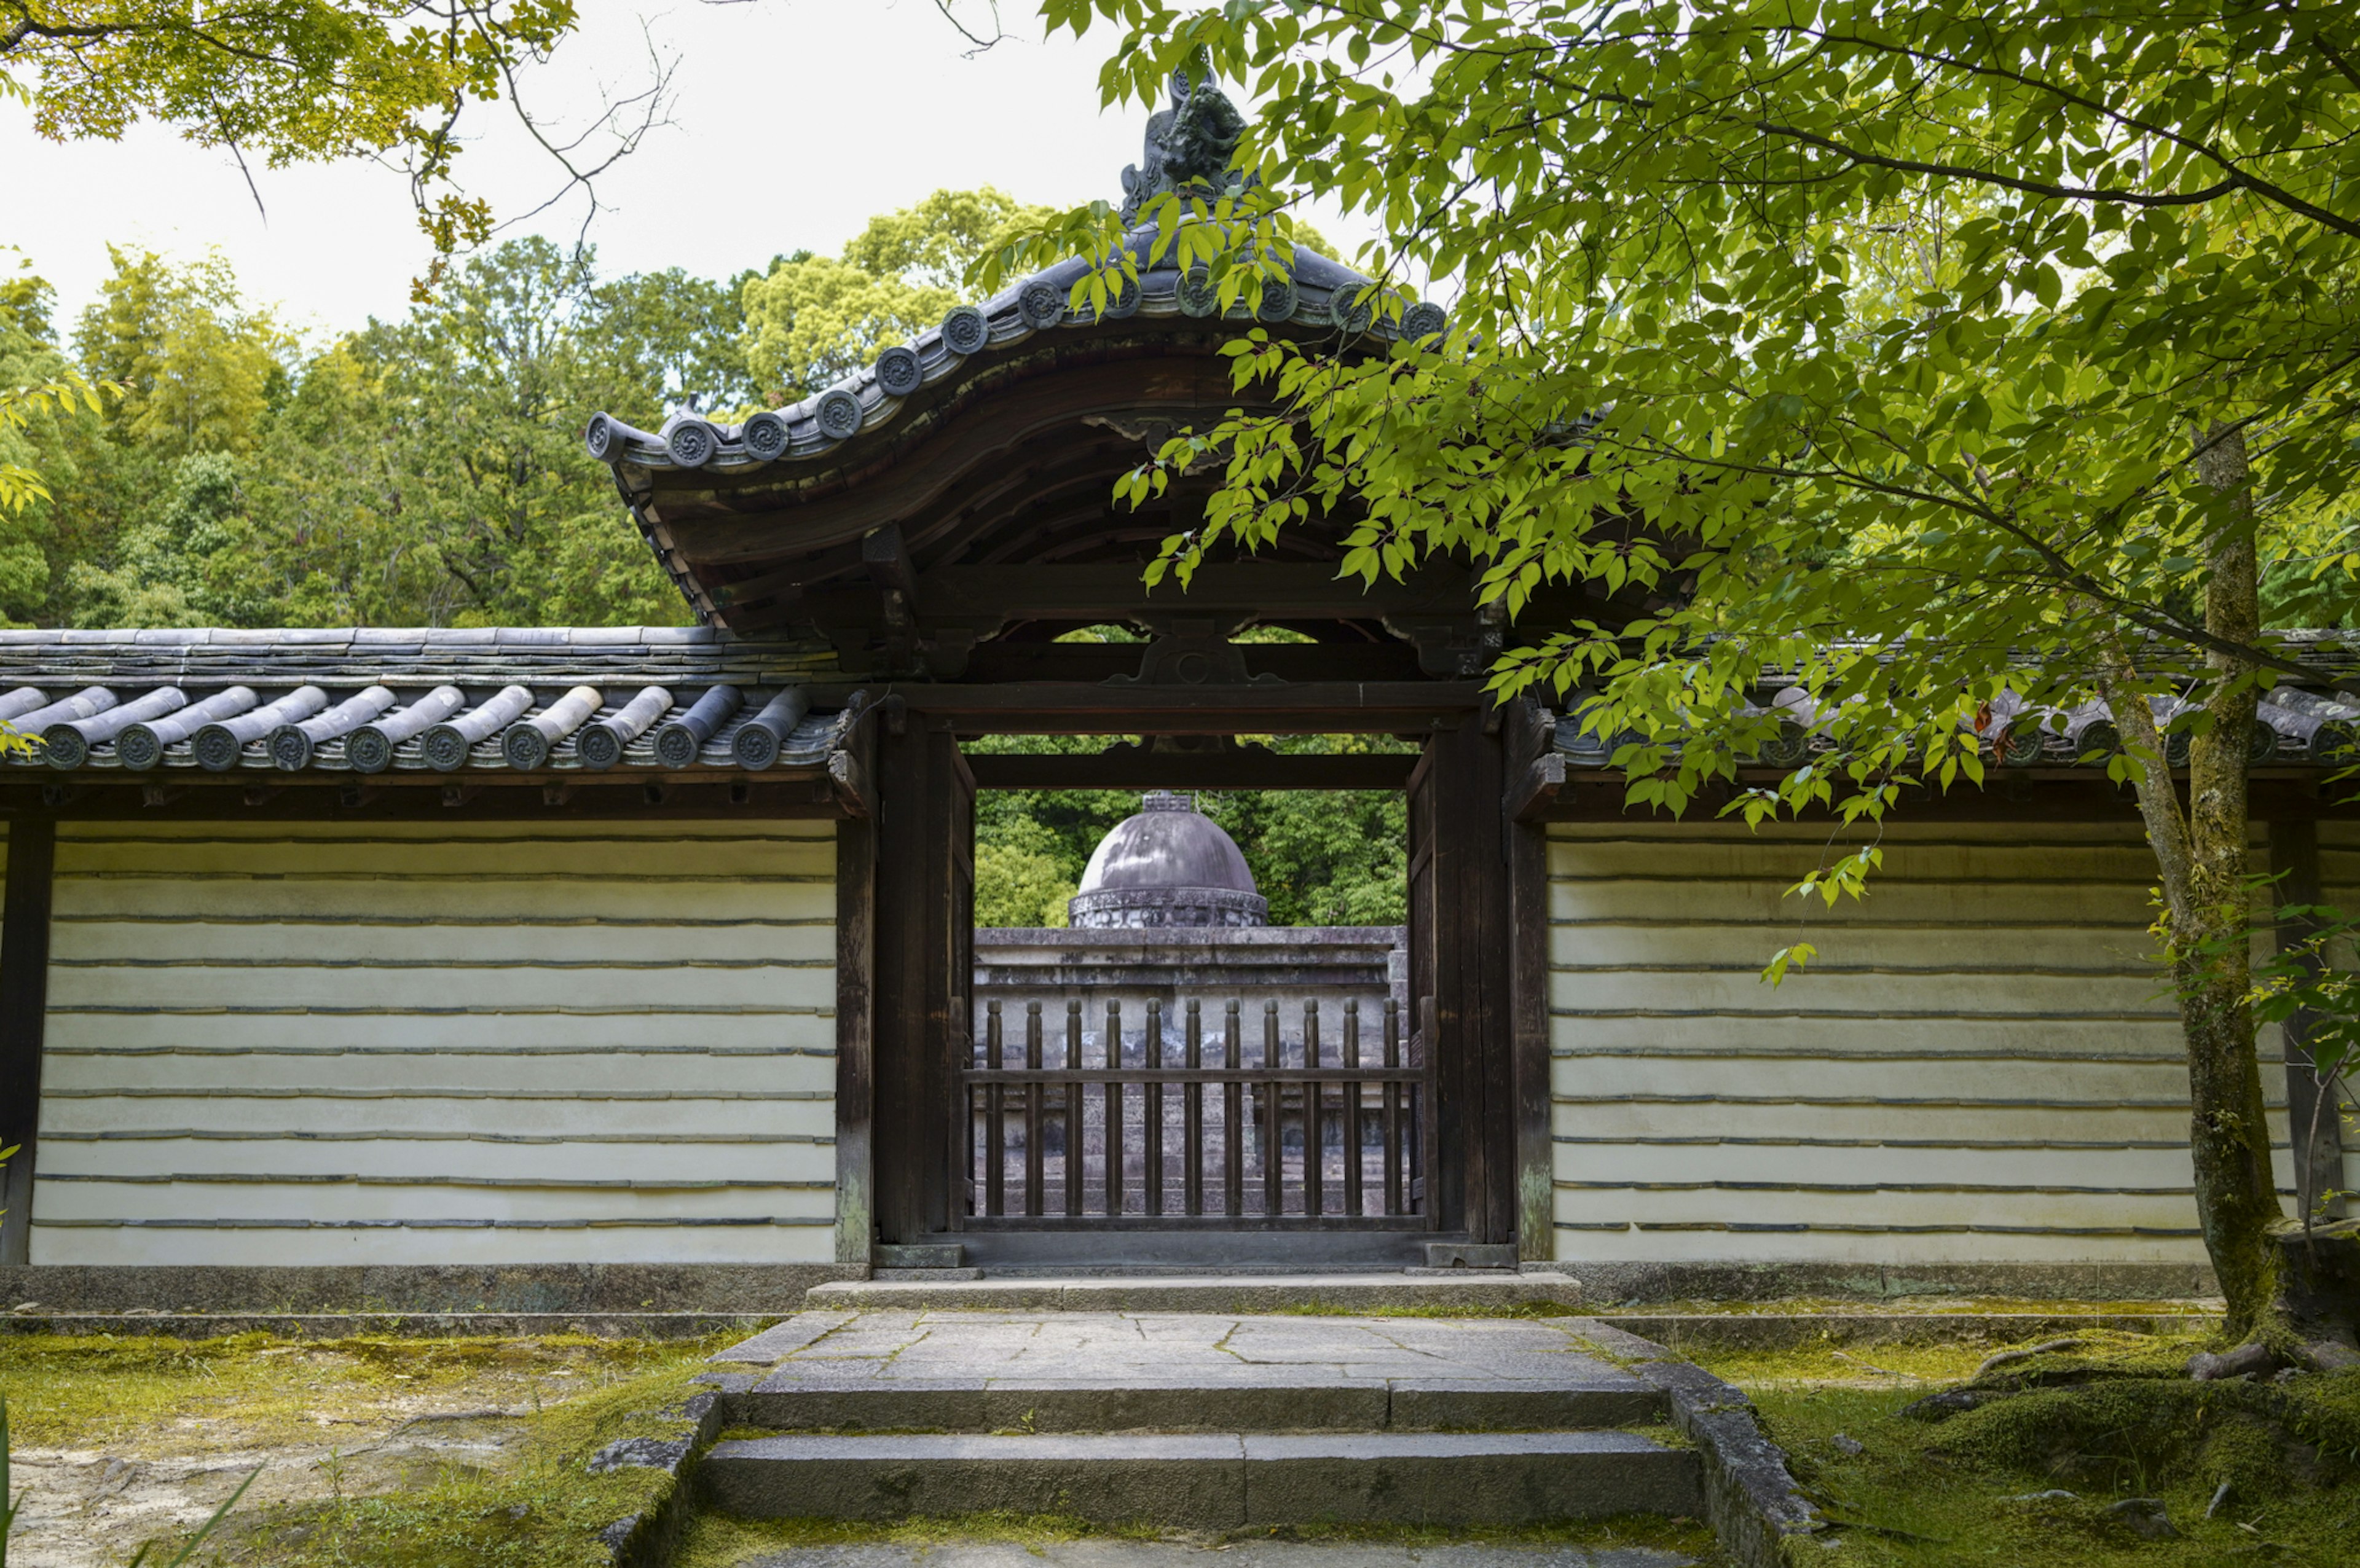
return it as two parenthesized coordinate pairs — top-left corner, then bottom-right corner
(1119, 63), (1251, 225)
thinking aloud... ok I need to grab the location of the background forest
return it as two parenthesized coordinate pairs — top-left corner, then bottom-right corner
(0, 189), (1404, 928)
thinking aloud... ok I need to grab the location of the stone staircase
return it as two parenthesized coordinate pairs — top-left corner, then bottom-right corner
(693, 1309), (1710, 1530)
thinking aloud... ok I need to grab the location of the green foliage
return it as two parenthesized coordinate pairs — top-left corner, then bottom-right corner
(975, 825), (1078, 928)
(1026, 0), (2360, 1336)
(1021, 0), (2360, 818)
(4, 238), (753, 627)
(0, 1), (586, 278)
(741, 188), (1053, 399)
(969, 731), (1409, 929)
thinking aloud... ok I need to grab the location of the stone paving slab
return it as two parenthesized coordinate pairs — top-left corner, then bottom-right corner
(804, 1274), (1583, 1314)
(720, 1546), (1689, 1568)
(701, 1431), (1701, 1526)
(716, 1311), (1660, 1432)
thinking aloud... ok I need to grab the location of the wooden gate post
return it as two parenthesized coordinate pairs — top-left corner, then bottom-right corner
(870, 717), (974, 1245)
(1420, 710), (1517, 1245)
(1, 818), (57, 1266)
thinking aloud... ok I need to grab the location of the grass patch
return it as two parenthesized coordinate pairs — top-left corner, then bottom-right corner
(1696, 1331), (2360, 1567)
(1266, 1300), (1580, 1320)
(1693, 1328), (2211, 1389)
(1611, 1295), (2224, 1318)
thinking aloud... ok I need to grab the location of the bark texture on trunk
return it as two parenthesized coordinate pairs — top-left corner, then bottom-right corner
(2179, 421), (2288, 1339)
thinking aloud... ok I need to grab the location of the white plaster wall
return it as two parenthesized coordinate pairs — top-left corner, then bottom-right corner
(1546, 819), (2312, 1265)
(29, 820), (836, 1264)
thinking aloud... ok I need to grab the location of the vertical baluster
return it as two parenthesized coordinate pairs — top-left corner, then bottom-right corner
(1302, 1000), (1323, 1218)
(1066, 1000), (1085, 1216)
(1105, 1000), (1124, 1217)
(1343, 998), (1363, 1218)
(1184, 998), (1204, 1217)
(1223, 1000), (1243, 1217)
(1261, 999), (1282, 1216)
(1144, 999), (1165, 1217)
(1383, 997), (1402, 1217)
(1024, 1001), (1044, 1218)
(985, 1001), (1005, 1217)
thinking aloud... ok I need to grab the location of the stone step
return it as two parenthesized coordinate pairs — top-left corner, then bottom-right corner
(709, 1307), (1659, 1437)
(699, 1430), (1703, 1527)
(730, 1373), (1662, 1433)
(803, 1270), (1581, 1314)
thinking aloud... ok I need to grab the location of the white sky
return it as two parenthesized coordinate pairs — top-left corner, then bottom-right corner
(1, 0), (1384, 343)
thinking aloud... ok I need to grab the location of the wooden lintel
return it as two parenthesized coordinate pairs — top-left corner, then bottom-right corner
(0, 778), (848, 821)
(890, 680), (1487, 733)
(966, 750), (1418, 791)
(1535, 772), (2360, 821)
(1506, 751), (1566, 822)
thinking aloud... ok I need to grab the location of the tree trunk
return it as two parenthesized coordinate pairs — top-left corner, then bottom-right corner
(2177, 421), (2289, 1341)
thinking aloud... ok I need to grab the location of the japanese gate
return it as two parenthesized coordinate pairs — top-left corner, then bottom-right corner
(585, 226), (1568, 1267)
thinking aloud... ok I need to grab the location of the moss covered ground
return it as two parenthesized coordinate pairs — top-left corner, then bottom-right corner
(0, 1330), (733, 1567)
(1697, 1329), (2360, 1566)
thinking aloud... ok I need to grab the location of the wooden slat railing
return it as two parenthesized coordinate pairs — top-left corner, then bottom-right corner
(959, 994), (1431, 1229)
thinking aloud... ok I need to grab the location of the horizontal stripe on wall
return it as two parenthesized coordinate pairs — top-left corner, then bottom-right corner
(45, 1129), (830, 1143)
(1555, 1134), (2197, 1148)
(1552, 1094), (2216, 1109)
(34, 820), (839, 1267)
(44, 1015), (833, 1053)
(52, 1005), (833, 1017)
(40, 1172), (833, 1190)
(44, 1088), (832, 1101)
(36, 1217), (834, 1229)
(50, 1044), (835, 1057)
(1554, 1221), (2203, 1237)
(1555, 1046), (2190, 1062)
(1551, 1180), (2248, 1197)
(52, 957), (832, 971)
(1543, 817), (2313, 1266)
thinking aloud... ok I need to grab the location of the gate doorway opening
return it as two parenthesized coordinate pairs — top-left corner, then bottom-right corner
(961, 760), (1422, 1243)
(863, 693), (1527, 1273)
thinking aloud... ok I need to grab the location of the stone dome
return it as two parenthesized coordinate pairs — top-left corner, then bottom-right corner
(1068, 791), (1268, 928)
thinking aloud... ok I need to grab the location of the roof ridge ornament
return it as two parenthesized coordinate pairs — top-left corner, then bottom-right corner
(1120, 65), (1252, 226)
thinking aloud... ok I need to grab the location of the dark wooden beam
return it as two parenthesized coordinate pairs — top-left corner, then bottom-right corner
(966, 750), (1418, 791)
(0, 818), (56, 1266)
(1535, 773), (2360, 821)
(959, 641), (1424, 685)
(0, 778), (846, 821)
(911, 562), (1476, 623)
(2271, 819), (2348, 1222)
(889, 680), (1487, 733)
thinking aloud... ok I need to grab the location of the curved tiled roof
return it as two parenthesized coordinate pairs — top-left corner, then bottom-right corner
(583, 229), (1443, 476)
(1554, 681), (2360, 769)
(0, 627), (859, 777)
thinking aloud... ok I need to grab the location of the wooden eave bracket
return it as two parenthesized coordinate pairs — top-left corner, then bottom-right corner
(1508, 751), (1566, 822)
(828, 749), (875, 819)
